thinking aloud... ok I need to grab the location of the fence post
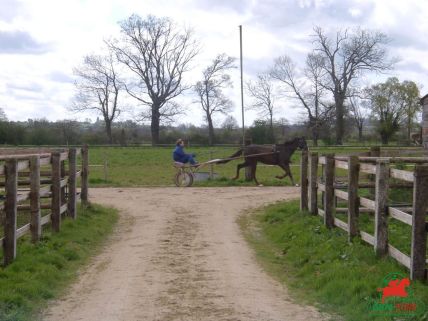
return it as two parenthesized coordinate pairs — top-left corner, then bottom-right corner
(4, 159), (18, 266)
(300, 150), (309, 211)
(81, 144), (89, 204)
(60, 156), (66, 207)
(410, 165), (428, 280)
(68, 148), (77, 219)
(374, 160), (389, 256)
(51, 152), (61, 232)
(324, 154), (335, 228)
(347, 156), (359, 241)
(30, 156), (41, 243)
(309, 152), (319, 215)
(320, 160), (325, 209)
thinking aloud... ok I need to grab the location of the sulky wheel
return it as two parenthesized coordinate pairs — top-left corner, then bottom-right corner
(174, 171), (194, 187)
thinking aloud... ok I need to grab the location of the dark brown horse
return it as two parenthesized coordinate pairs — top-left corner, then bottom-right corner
(219, 137), (308, 186)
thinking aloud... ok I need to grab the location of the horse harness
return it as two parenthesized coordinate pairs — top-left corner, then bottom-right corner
(272, 144), (286, 163)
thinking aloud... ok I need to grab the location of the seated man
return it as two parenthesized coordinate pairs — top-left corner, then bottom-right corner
(173, 138), (198, 165)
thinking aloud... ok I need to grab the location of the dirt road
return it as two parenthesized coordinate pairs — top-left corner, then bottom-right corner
(43, 187), (325, 321)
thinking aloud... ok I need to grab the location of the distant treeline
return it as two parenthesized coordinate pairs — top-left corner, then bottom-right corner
(0, 119), (292, 146)
(0, 117), (415, 146)
(0, 118), (306, 146)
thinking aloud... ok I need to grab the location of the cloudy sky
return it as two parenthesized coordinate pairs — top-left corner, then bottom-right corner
(1, 0), (428, 126)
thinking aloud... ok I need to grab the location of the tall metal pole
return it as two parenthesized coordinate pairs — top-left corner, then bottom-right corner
(239, 25), (245, 146)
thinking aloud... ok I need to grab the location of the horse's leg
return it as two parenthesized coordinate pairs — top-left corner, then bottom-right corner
(277, 162), (296, 185)
(275, 162), (288, 179)
(232, 160), (249, 180)
(252, 162), (262, 186)
(283, 163), (296, 186)
(288, 166), (296, 186)
(275, 171), (287, 179)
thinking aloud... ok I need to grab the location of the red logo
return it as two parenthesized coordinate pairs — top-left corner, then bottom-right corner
(368, 272), (425, 317)
(377, 277), (410, 303)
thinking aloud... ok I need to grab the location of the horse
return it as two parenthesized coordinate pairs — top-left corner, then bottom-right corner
(378, 278), (410, 303)
(218, 137), (308, 186)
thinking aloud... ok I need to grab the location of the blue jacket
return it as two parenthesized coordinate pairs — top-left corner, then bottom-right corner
(173, 146), (187, 163)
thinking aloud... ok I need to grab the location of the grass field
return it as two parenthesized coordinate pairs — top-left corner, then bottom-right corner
(88, 146), (301, 187)
(87, 146), (372, 187)
(240, 200), (428, 321)
(0, 204), (118, 321)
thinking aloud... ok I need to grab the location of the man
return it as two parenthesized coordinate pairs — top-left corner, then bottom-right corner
(173, 139), (198, 165)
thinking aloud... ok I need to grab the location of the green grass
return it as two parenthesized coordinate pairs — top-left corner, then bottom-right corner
(88, 146), (303, 187)
(0, 203), (118, 321)
(87, 146), (377, 187)
(89, 145), (423, 187)
(88, 145), (419, 187)
(240, 200), (428, 321)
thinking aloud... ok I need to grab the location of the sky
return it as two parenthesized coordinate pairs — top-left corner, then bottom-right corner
(1, 0), (428, 127)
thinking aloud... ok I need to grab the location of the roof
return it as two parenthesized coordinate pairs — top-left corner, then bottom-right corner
(420, 94), (428, 105)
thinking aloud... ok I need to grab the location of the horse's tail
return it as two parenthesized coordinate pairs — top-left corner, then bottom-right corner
(217, 149), (243, 164)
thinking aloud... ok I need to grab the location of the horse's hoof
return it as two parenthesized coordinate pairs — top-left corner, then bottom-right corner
(295, 184), (300, 187)
(258, 184), (264, 187)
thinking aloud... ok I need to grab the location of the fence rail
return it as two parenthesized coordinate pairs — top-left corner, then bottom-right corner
(300, 149), (428, 281)
(0, 146), (89, 266)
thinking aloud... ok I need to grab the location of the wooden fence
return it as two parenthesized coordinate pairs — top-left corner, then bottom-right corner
(300, 150), (428, 281)
(0, 146), (89, 266)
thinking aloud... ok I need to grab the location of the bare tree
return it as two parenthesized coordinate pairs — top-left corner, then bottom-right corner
(221, 115), (239, 131)
(312, 26), (394, 144)
(73, 52), (121, 144)
(247, 73), (279, 143)
(221, 115), (239, 143)
(55, 120), (80, 145)
(194, 54), (235, 145)
(348, 95), (370, 142)
(270, 54), (333, 146)
(108, 14), (199, 145)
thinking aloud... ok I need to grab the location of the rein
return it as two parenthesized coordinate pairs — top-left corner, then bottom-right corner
(216, 151), (279, 163)
(187, 151), (279, 168)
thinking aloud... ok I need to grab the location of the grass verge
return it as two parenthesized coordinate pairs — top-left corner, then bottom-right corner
(0, 203), (118, 321)
(239, 200), (428, 321)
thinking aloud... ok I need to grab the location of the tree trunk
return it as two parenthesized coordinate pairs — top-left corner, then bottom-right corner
(380, 131), (389, 145)
(151, 105), (160, 146)
(358, 125), (363, 142)
(105, 120), (113, 144)
(407, 116), (412, 144)
(119, 128), (127, 147)
(207, 113), (215, 146)
(269, 113), (274, 143)
(335, 99), (344, 145)
(311, 127), (319, 147)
